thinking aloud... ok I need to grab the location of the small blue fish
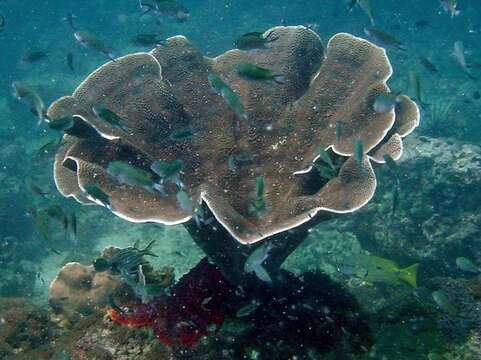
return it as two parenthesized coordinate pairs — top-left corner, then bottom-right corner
(176, 190), (194, 214)
(244, 242), (273, 283)
(335, 121), (344, 142)
(354, 139), (364, 168)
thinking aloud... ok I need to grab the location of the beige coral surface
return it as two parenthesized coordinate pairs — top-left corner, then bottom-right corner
(47, 26), (419, 244)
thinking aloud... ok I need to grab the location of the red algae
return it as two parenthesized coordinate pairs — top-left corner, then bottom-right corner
(108, 258), (232, 347)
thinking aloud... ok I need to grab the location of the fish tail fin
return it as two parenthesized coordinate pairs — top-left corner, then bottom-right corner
(273, 75), (287, 84)
(400, 263), (419, 288)
(107, 52), (116, 62)
(254, 265), (272, 284)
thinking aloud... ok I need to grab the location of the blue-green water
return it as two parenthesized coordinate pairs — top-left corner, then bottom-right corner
(1, 0), (481, 359)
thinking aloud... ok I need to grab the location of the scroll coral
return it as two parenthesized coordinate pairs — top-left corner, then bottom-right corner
(47, 26), (419, 246)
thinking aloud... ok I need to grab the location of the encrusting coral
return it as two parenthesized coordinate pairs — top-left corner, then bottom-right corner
(47, 25), (419, 247)
(49, 262), (123, 327)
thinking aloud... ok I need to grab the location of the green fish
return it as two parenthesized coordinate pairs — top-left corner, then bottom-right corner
(335, 121), (344, 142)
(354, 139), (364, 168)
(130, 34), (167, 47)
(47, 116), (74, 132)
(69, 213), (77, 244)
(150, 159), (183, 185)
(455, 257), (480, 273)
(21, 50), (48, 63)
(339, 254), (419, 288)
(208, 73), (247, 120)
(364, 27), (406, 51)
(373, 93), (399, 113)
(391, 183), (400, 216)
(153, 0), (190, 22)
(34, 210), (51, 241)
(66, 52), (75, 72)
(92, 106), (128, 132)
(440, 0), (460, 18)
(313, 163), (337, 179)
(432, 290), (457, 315)
(236, 300), (261, 317)
(235, 63), (286, 84)
(12, 81), (46, 124)
(318, 148), (335, 170)
(249, 176), (267, 217)
(358, 0), (375, 26)
(83, 184), (111, 208)
(383, 154), (399, 174)
(107, 161), (159, 194)
(409, 71), (423, 104)
(176, 190), (194, 214)
(45, 205), (69, 230)
(244, 242), (273, 283)
(419, 56), (438, 73)
(235, 30), (278, 50)
(74, 30), (115, 61)
(36, 138), (63, 157)
(26, 178), (49, 196)
(169, 127), (195, 142)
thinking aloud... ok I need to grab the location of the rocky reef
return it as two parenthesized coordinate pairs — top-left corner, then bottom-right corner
(347, 135), (481, 276)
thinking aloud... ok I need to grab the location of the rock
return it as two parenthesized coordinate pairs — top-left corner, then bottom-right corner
(49, 262), (123, 327)
(346, 135), (481, 277)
